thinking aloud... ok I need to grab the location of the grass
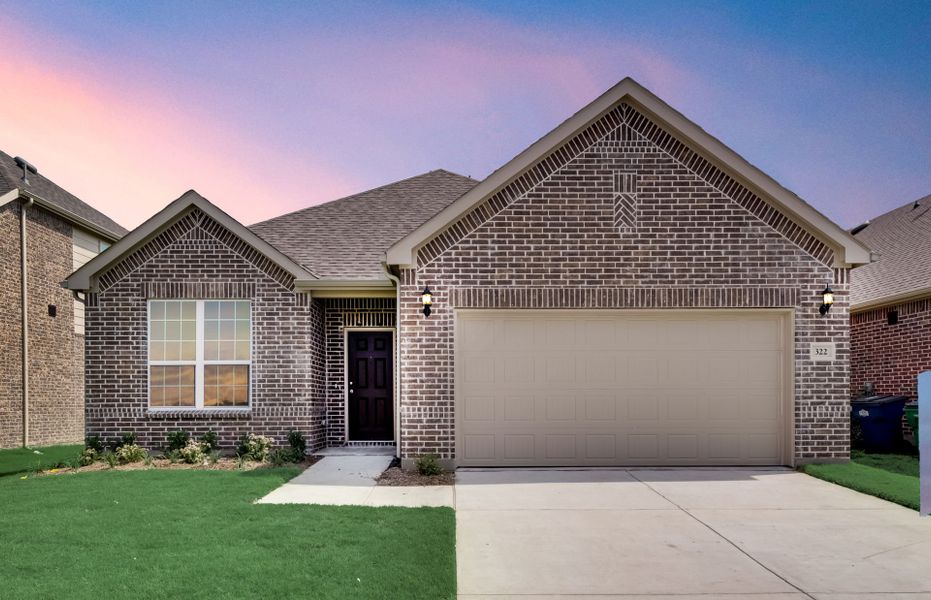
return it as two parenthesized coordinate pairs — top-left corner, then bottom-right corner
(0, 444), (83, 477)
(801, 450), (920, 510)
(0, 468), (456, 599)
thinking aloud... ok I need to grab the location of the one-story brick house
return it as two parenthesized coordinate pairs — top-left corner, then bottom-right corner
(850, 196), (931, 404)
(66, 78), (871, 467)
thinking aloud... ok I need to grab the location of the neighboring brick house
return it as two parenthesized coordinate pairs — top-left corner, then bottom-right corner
(850, 196), (931, 405)
(66, 78), (870, 467)
(0, 151), (126, 448)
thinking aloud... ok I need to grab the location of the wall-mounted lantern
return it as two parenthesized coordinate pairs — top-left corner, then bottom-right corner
(819, 284), (834, 315)
(421, 286), (433, 317)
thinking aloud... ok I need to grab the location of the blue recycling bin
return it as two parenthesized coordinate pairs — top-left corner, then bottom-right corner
(850, 395), (908, 452)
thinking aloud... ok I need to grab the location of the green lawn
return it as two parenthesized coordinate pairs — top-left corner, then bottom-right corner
(801, 451), (920, 510)
(0, 444), (83, 477)
(0, 468), (456, 599)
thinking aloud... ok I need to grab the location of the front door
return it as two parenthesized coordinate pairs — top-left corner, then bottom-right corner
(347, 331), (394, 441)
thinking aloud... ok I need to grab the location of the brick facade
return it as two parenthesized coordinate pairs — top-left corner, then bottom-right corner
(0, 200), (85, 448)
(398, 102), (851, 464)
(322, 298), (396, 447)
(84, 208), (327, 451)
(851, 298), (931, 399)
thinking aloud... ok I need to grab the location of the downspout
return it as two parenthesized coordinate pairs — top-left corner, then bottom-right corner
(20, 196), (33, 447)
(382, 262), (402, 459)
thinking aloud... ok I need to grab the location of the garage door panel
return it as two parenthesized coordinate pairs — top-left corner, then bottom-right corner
(457, 311), (789, 466)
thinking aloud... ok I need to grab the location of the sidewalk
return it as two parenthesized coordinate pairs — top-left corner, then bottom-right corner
(256, 455), (454, 507)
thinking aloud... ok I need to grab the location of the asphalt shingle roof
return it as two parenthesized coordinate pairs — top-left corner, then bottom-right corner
(851, 194), (931, 308)
(0, 151), (127, 239)
(249, 169), (477, 280)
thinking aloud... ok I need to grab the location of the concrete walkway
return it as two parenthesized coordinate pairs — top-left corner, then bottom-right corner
(256, 455), (454, 507)
(456, 467), (931, 599)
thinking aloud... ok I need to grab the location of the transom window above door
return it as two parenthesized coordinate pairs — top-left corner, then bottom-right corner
(148, 300), (251, 409)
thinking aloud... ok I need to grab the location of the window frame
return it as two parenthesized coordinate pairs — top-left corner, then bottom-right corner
(147, 299), (253, 411)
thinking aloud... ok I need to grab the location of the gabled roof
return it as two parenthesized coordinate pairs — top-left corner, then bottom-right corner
(386, 77), (872, 268)
(64, 190), (315, 291)
(0, 150), (127, 241)
(250, 170), (476, 280)
(850, 194), (931, 310)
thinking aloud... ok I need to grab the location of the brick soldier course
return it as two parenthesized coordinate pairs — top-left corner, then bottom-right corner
(67, 78), (871, 465)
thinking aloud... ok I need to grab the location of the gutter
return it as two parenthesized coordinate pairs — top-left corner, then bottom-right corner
(20, 196), (33, 447)
(18, 189), (122, 243)
(381, 263), (402, 460)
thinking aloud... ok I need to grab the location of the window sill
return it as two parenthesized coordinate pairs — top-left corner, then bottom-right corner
(145, 408), (252, 420)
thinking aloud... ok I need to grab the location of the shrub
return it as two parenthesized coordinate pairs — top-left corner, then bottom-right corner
(79, 448), (99, 467)
(287, 430), (306, 458)
(167, 430), (190, 452)
(84, 436), (105, 453)
(200, 430), (219, 452)
(115, 444), (147, 464)
(179, 439), (207, 464)
(416, 454), (443, 476)
(103, 451), (119, 468)
(236, 433), (273, 462)
(119, 431), (137, 447)
(270, 449), (288, 467)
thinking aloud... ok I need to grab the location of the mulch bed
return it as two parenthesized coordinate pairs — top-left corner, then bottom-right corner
(376, 458), (454, 486)
(34, 456), (321, 477)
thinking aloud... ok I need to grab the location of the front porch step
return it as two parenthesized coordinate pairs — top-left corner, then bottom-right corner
(316, 445), (396, 457)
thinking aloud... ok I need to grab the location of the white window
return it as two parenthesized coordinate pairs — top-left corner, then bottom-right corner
(148, 300), (251, 409)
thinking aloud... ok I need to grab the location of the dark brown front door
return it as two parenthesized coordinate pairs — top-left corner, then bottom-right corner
(347, 331), (393, 441)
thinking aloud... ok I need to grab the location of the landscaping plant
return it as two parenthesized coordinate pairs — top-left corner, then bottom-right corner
(178, 439), (208, 465)
(415, 454), (443, 476)
(166, 430), (190, 453)
(236, 433), (273, 462)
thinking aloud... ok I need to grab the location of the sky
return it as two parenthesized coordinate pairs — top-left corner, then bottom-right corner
(1, 1), (929, 231)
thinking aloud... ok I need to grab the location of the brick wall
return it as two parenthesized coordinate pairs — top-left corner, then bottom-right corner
(84, 208), (326, 451)
(0, 200), (84, 448)
(398, 101), (851, 464)
(851, 298), (931, 399)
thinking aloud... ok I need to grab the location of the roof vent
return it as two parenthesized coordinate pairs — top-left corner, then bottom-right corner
(13, 156), (37, 185)
(850, 220), (870, 235)
(914, 200), (921, 209)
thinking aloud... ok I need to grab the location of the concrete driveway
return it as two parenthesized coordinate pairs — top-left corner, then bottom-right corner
(456, 468), (931, 599)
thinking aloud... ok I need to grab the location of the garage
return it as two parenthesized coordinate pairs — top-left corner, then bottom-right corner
(456, 310), (791, 466)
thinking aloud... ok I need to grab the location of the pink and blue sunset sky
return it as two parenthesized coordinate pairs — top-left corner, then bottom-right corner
(1, 1), (929, 230)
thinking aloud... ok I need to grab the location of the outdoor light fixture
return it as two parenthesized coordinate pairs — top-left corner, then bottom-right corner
(421, 286), (433, 317)
(819, 284), (834, 315)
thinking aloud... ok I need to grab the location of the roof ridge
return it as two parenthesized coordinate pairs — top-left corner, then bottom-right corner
(249, 169), (473, 228)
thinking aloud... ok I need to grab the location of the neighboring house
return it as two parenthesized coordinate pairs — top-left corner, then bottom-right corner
(850, 196), (931, 402)
(0, 151), (126, 448)
(66, 78), (870, 468)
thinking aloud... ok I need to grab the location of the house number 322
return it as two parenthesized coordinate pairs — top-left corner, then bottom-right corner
(809, 342), (836, 362)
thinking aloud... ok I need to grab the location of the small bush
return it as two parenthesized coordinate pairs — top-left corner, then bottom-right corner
(166, 430), (190, 453)
(416, 454), (443, 476)
(119, 432), (137, 447)
(287, 430), (306, 458)
(200, 430), (219, 452)
(270, 449), (288, 467)
(103, 451), (119, 468)
(85, 436), (105, 453)
(115, 444), (147, 464)
(209, 450), (220, 465)
(79, 448), (99, 466)
(236, 433), (273, 462)
(178, 439), (208, 464)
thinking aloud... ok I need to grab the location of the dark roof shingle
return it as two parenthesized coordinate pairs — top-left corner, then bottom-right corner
(250, 169), (477, 280)
(0, 150), (127, 239)
(851, 194), (931, 308)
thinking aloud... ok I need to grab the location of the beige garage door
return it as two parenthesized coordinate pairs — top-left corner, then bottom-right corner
(456, 311), (791, 466)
